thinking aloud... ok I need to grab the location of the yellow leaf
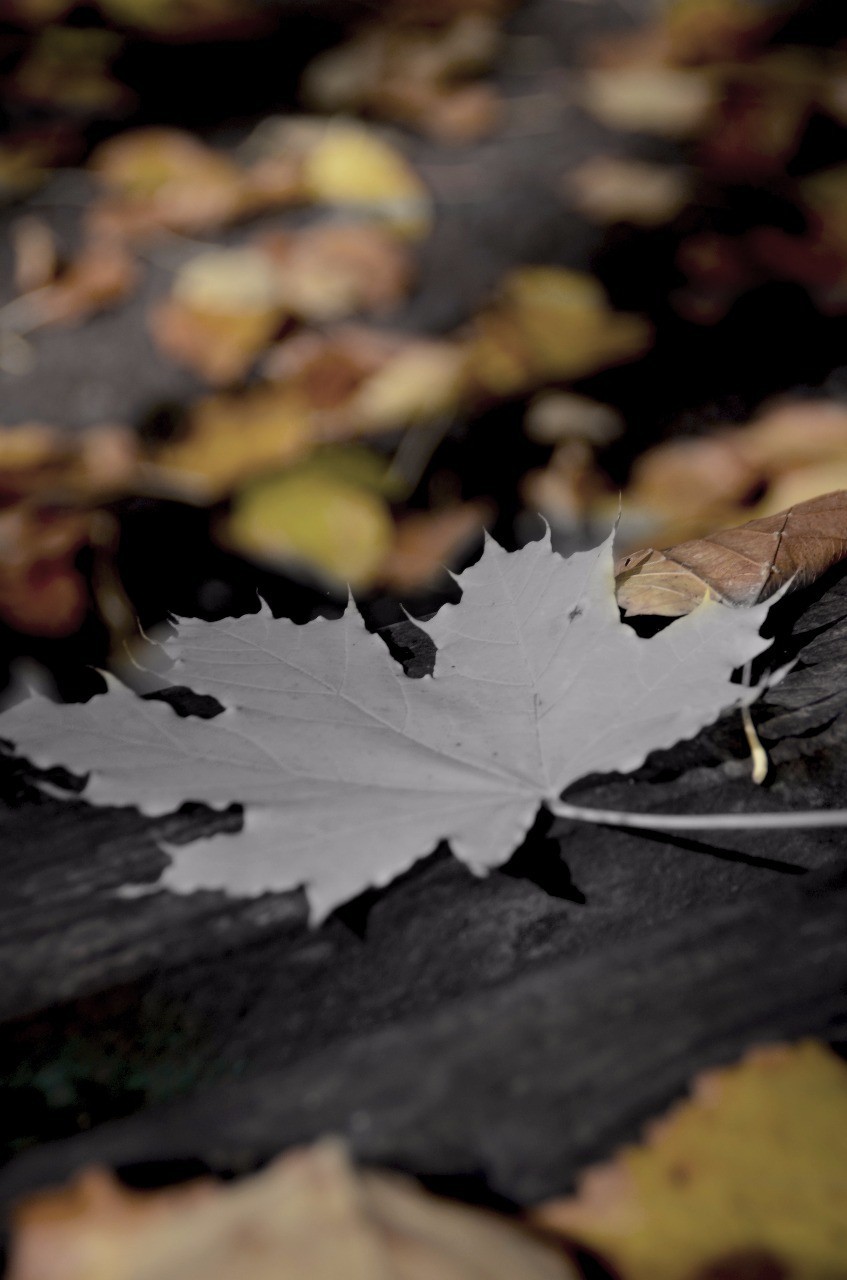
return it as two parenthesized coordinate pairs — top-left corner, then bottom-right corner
(302, 120), (432, 239)
(342, 339), (469, 435)
(225, 456), (394, 588)
(468, 267), (651, 395)
(535, 1041), (847, 1280)
(150, 386), (311, 498)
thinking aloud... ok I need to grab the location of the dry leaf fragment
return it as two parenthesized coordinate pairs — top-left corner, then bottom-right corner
(535, 1040), (847, 1280)
(616, 490), (847, 617)
(8, 1139), (575, 1280)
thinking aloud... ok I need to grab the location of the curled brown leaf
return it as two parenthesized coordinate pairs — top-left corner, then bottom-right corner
(615, 490), (847, 617)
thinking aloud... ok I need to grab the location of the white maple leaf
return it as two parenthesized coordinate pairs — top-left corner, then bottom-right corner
(0, 529), (774, 920)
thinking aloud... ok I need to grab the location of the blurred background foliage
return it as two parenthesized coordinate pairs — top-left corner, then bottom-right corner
(2, 0), (847, 685)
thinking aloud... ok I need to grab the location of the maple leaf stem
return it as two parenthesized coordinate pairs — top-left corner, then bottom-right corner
(549, 800), (847, 831)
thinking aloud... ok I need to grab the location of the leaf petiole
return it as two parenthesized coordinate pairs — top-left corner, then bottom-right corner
(549, 800), (847, 831)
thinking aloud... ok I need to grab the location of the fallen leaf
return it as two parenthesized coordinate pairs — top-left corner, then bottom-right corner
(150, 227), (413, 383)
(265, 327), (469, 440)
(0, 504), (91, 637)
(339, 337), (469, 436)
(302, 12), (503, 142)
(582, 65), (716, 137)
(734, 399), (847, 475)
(378, 502), (490, 591)
(567, 156), (691, 227)
(616, 490), (847, 617)
(88, 128), (301, 240)
(11, 215), (59, 295)
(0, 422), (139, 502)
(97, 0), (261, 38)
(535, 1040), (847, 1280)
(0, 139), (55, 204)
(523, 441), (614, 529)
(0, 527), (774, 919)
(467, 267), (651, 396)
(289, 117), (432, 239)
(148, 248), (286, 385)
(7, 1139), (575, 1280)
(524, 392), (623, 446)
(21, 236), (139, 329)
(224, 453), (395, 588)
(148, 385), (311, 499)
(262, 325), (409, 407)
(8, 26), (132, 114)
(257, 221), (414, 321)
(624, 434), (760, 530)
(663, 0), (787, 63)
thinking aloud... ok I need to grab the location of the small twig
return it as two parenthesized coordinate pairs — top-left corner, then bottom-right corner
(549, 799), (847, 831)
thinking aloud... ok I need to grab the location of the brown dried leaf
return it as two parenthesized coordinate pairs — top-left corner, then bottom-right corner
(616, 490), (847, 617)
(8, 1139), (575, 1280)
(535, 1041), (847, 1280)
(378, 502), (490, 591)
